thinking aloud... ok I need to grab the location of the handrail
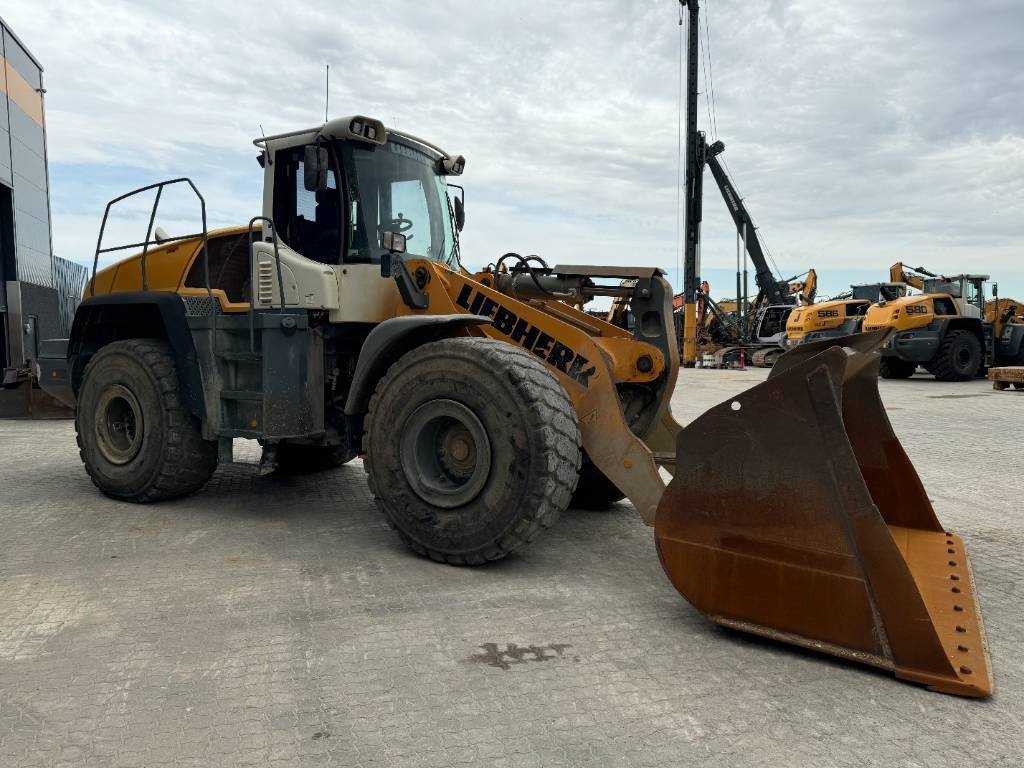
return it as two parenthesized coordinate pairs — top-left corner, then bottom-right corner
(91, 177), (214, 348)
(246, 216), (287, 354)
(91, 178), (211, 299)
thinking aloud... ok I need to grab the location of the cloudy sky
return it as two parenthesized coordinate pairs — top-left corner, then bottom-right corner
(6, 0), (1024, 300)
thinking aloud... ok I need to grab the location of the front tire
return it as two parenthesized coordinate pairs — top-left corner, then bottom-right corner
(931, 330), (982, 382)
(571, 457), (626, 509)
(76, 339), (217, 502)
(879, 357), (917, 379)
(363, 337), (581, 565)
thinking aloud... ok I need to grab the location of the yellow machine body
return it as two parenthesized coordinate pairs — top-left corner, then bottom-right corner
(85, 225), (254, 313)
(785, 298), (870, 343)
(862, 294), (948, 333)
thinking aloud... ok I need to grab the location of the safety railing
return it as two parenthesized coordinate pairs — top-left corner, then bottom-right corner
(91, 177), (216, 346)
(246, 216), (287, 354)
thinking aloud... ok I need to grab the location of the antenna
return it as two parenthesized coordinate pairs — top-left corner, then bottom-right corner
(325, 64), (330, 122)
(259, 123), (272, 165)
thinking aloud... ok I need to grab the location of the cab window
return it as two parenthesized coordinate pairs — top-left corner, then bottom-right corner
(185, 232), (251, 303)
(966, 280), (981, 306)
(272, 146), (342, 264)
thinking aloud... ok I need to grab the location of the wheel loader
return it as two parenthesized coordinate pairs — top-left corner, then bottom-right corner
(863, 266), (1024, 380)
(38, 116), (992, 697)
(783, 282), (907, 348)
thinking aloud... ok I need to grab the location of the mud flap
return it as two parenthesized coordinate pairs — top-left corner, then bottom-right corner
(655, 330), (993, 697)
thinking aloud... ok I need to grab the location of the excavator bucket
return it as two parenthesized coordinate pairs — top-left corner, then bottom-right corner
(655, 330), (993, 697)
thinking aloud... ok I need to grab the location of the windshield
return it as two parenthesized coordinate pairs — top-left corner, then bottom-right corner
(341, 139), (459, 268)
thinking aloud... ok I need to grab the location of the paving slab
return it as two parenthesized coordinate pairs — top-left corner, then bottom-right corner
(0, 369), (1020, 767)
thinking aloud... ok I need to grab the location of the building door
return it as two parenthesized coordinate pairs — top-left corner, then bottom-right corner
(0, 184), (16, 370)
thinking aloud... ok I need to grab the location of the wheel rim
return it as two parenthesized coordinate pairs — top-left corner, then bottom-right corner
(956, 345), (972, 369)
(94, 384), (144, 465)
(401, 399), (492, 508)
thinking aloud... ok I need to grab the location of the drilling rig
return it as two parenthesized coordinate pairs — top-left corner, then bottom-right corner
(678, 0), (805, 367)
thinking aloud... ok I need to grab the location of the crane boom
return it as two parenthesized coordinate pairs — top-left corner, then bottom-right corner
(705, 149), (789, 307)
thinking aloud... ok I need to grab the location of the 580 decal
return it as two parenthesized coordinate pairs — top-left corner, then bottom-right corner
(455, 284), (597, 387)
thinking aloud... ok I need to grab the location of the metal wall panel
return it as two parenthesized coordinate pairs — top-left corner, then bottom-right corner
(2, 30), (40, 90)
(6, 72), (51, 288)
(53, 255), (88, 335)
(0, 96), (11, 186)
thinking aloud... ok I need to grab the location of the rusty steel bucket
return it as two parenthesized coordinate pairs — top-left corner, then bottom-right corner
(655, 330), (993, 697)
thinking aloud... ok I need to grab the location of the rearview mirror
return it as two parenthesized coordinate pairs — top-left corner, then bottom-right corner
(453, 196), (465, 232)
(303, 145), (329, 191)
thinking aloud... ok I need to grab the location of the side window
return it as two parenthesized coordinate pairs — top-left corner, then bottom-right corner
(966, 281), (981, 306)
(272, 147), (341, 264)
(185, 233), (251, 303)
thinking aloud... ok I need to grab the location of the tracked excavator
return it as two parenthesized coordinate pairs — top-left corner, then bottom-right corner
(36, 113), (992, 697)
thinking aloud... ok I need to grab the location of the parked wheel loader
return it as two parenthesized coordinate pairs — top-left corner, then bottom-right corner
(38, 117), (992, 697)
(783, 282), (908, 349)
(864, 265), (1024, 380)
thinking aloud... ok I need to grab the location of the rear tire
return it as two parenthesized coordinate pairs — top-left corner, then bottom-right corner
(76, 339), (217, 502)
(275, 442), (355, 474)
(363, 337), (581, 565)
(931, 330), (982, 382)
(879, 357), (917, 379)
(571, 457), (626, 509)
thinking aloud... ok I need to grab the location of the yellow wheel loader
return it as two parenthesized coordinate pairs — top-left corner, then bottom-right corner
(864, 266), (1024, 380)
(39, 117), (992, 697)
(783, 282), (907, 348)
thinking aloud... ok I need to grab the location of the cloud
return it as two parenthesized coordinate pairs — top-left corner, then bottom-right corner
(5, 0), (1023, 299)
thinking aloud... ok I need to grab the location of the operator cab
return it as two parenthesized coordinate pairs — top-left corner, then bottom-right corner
(755, 304), (793, 343)
(259, 117), (464, 272)
(923, 274), (988, 318)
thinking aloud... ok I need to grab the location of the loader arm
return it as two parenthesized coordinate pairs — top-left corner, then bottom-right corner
(397, 258), (681, 523)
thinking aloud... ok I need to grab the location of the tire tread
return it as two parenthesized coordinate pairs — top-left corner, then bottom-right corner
(363, 337), (581, 565)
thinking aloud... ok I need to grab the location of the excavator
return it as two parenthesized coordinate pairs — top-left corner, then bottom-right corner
(692, 270), (816, 366)
(864, 263), (1024, 379)
(35, 111), (992, 697)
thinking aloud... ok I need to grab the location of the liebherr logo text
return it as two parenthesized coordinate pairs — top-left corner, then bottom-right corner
(456, 284), (597, 387)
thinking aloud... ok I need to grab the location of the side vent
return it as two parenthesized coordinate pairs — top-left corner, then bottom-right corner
(257, 260), (276, 306)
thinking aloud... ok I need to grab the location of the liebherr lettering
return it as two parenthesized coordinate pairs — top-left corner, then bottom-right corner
(455, 284), (597, 387)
